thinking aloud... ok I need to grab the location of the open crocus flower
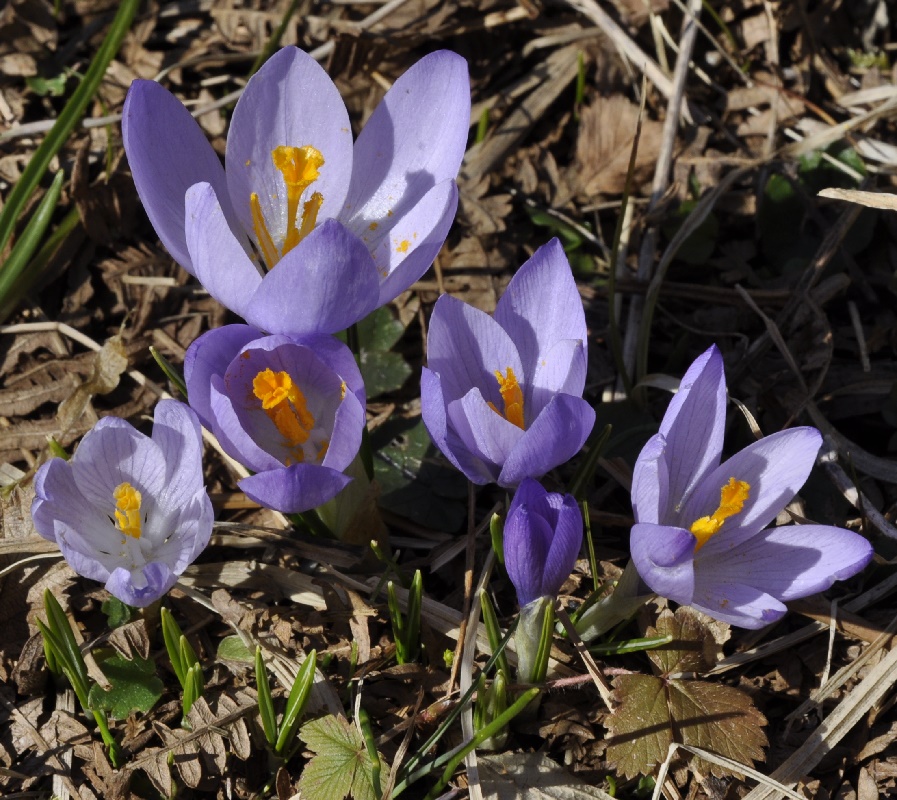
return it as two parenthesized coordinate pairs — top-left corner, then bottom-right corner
(32, 400), (213, 607)
(122, 47), (469, 337)
(184, 325), (365, 513)
(504, 478), (582, 607)
(421, 239), (595, 488)
(630, 345), (873, 629)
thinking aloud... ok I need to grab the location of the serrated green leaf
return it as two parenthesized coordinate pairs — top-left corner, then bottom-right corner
(216, 635), (254, 665)
(371, 418), (467, 532)
(297, 715), (381, 800)
(101, 597), (132, 629)
(645, 607), (722, 676)
(88, 654), (163, 720)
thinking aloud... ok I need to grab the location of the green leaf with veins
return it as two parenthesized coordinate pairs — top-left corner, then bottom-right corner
(88, 654), (164, 720)
(297, 715), (384, 800)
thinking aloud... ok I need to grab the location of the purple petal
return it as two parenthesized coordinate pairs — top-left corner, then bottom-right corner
(239, 464), (352, 513)
(340, 51), (469, 236)
(504, 503), (552, 607)
(225, 47), (353, 248)
(689, 579), (787, 629)
(508, 476), (548, 515)
(421, 367), (496, 484)
(699, 524), (872, 603)
(630, 522), (696, 605)
(300, 333), (366, 409)
(209, 378), (283, 473)
(684, 427), (823, 551)
(369, 181), (458, 306)
(427, 294), (524, 408)
(149, 495), (215, 568)
(150, 400), (205, 510)
(493, 239), (587, 385)
(447, 389), (524, 475)
(658, 345), (727, 511)
(528, 338), (586, 417)
(320, 389), (364, 472)
(631, 433), (670, 525)
(185, 182), (261, 317)
(105, 562), (178, 608)
(55, 533), (113, 583)
(243, 220), (380, 336)
(498, 394), (595, 488)
(184, 324), (262, 428)
(541, 493), (583, 598)
(122, 80), (235, 275)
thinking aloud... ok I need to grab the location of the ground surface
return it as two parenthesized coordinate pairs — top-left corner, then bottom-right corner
(1, 0), (897, 798)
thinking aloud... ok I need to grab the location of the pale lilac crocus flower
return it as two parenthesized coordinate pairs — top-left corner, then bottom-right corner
(504, 478), (582, 608)
(122, 47), (469, 337)
(32, 400), (213, 607)
(630, 345), (873, 629)
(421, 239), (595, 488)
(184, 325), (365, 513)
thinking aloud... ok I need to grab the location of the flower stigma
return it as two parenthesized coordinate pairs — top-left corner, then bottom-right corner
(250, 145), (325, 268)
(113, 482), (143, 539)
(252, 368), (328, 464)
(487, 367), (525, 429)
(689, 477), (750, 550)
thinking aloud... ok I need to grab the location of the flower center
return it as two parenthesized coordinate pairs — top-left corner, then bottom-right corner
(689, 477), (750, 550)
(113, 482), (143, 539)
(252, 368), (328, 464)
(487, 367), (524, 429)
(250, 145), (325, 269)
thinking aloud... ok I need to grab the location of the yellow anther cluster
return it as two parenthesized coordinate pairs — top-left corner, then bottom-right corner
(487, 367), (525, 429)
(250, 145), (325, 268)
(689, 477), (750, 550)
(252, 368), (319, 458)
(113, 482), (143, 539)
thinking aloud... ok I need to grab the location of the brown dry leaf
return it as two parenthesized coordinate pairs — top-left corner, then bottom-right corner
(572, 95), (664, 197)
(607, 0), (669, 27)
(56, 334), (128, 435)
(0, 371), (78, 417)
(107, 619), (151, 661)
(480, 751), (616, 798)
(646, 607), (724, 676)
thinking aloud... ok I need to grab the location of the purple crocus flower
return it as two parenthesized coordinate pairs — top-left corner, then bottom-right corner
(421, 239), (595, 488)
(630, 345), (873, 629)
(184, 325), (365, 513)
(31, 400), (213, 608)
(122, 47), (470, 338)
(504, 478), (583, 607)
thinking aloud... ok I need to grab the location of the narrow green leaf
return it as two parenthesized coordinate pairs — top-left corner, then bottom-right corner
(479, 590), (510, 679)
(160, 607), (186, 687)
(178, 633), (200, 672)
(43, 590), (91, 701)
(489, 511), (504, 565)
(182, 662), (203, 720)
(149, 346), (188, 399)
(403, 570), (422, 664)
(255, 647), (278, 748)
(357, 706), (382, 800)
(275, 650), (317, 756)
(589, 634), (673, 656)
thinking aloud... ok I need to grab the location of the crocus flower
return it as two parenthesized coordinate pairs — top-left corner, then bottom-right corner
(122, 47), (470, 338)
(184, 325), (365, 513)
(32, 400), (213, 607)
(630, 345), (873, 629)
(504, 478), (583, 607)
(421, 238), (595, 488)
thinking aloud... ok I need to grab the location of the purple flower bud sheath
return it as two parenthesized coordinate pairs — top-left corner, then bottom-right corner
(31, 400), (213, 608)
(122, 47), (470, 337)
(184, 325), (366, 514)
(630, 345), (874, 629)
(421, 239), (595, 488)
(504, 478), (583, 607)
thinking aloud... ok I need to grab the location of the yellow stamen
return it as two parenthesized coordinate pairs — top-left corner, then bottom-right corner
(487, 367), (525, 429)
(689, 478), (750, 550)
(252, 368), (316, 449)
(250, 192), (279, 268)
(272, 145), (325, 257)
(113, 482), (142, 539)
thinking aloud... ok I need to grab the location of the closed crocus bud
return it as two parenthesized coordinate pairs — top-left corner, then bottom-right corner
(184, 324), (366, 514)
(123, 47), (469, 337)
(32, 400), (213, 608)
(504, 478), (583, 608)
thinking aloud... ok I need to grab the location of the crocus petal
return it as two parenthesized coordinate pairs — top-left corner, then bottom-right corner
(55, 534), (113, 583)
(684, 427), (822, 550)
(368, 180), (458, 306)
(149, 495), (215, 568)
(185, 182), (261, 317)
(427, 294), (524, 408)
(150, 400), (206, 512)
(239, 464), (352, 513)
(541, 493), (583, 598)
(209, 378), (283, 474)
(498, 394), (595, 488)
(448, 389), (524, 474)
(105, 562), (178, 608)
(700, 524), (872, 603)
(689, 579), (787, 630)
(504, 504), (552, 607)
(123, 80), (235, 275)
(340, 51), (469, 235)
(184, 324), (263, 428)
(631, 433), (669, 525)
(508, 475), (548, 515)
(493, 239), (587, 383)
(421, 367), (496, 484)
(226, 47), (353, 243)
(630, 523), (696, 606)
(528, 339), (586, 417)
(320, 390), (365, 472)
(243, 219), (380, 336)
(300, 333), (366, 408)
(658, 345), (727, 512)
